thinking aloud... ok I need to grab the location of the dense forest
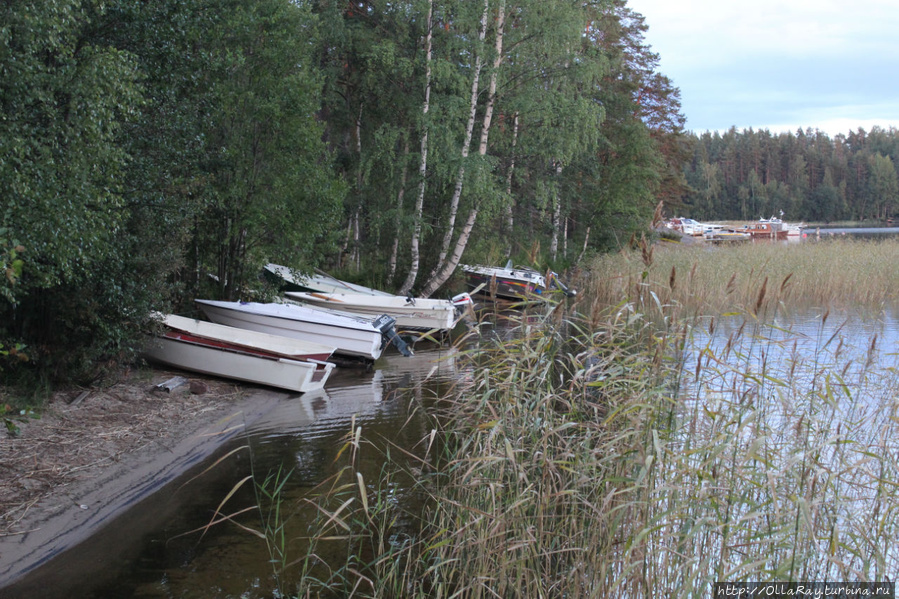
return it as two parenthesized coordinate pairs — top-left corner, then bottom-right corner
(1, 0), (685, 382)
(677, 126), (899, 223)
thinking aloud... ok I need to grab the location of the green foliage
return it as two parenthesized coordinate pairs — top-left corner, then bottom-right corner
(0, 228), (25, 303)
(0, 0), (682, 381)
(191, 0), (345, 299)
(681, 126), (899, 222)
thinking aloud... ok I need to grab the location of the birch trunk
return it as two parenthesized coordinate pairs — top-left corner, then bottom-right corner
(427, 0), (489, 281)
(421, 0), (505, 298)
(350, 105), (364, 271)
(386, 136), (411, 286)
(398, 0), (433, 296)
(550, 161), (563, 261)
(503, 111), (519, 258)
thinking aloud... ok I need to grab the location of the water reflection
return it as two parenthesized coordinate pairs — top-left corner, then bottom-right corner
(5, 346), (459, 599)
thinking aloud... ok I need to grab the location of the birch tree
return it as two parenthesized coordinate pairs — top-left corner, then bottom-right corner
(398, 0), (434, 296)
(420, 0), (506, 297)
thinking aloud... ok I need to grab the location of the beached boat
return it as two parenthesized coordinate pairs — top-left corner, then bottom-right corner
(264, 264), (394, 297)
(461, 261), (576, 301)
(161, 314), (335, 362)
(143, 314), (336, 393)
(195, 300), (410, 361)
(284, 291), (467, 333)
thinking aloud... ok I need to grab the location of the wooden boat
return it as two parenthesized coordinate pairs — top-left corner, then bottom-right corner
(143, 314), (335, 393)
(760, 216), (804, 237)
(741, 222), (789, 239)
(195, 300), (410, 361)
(284, 291), (466, 333)
(461, 261), (576, 301)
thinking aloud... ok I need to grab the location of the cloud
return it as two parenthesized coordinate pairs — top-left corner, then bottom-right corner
(628, 0), (899, 135)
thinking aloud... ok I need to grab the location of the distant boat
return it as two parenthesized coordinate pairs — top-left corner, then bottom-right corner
(665, 217), (708, 236)
(759, 215), (804, 237)
(741, 221), (789, 239)
(195, 299), (410, 361)
(704, 228), (751, 242)
(461, 261), (576, 301)
(143, 314), (335, 393)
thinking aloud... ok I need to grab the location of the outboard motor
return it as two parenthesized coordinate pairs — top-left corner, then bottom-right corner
(451, 292), (474, 307)
(548, 272), (577, 297)
(372, 314), (413, 357)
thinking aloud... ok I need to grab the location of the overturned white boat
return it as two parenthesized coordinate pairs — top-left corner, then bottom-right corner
(264, 263), (393, 297)
(143, 314), (336, 393)
(194, 299), (410, 361)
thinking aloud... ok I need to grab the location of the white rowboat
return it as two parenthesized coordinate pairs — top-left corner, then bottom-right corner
(160, 314), (336, 362)
(144, 315), (335, 393)
(195, 300), (398, 361)
(284, 291), (461, 333)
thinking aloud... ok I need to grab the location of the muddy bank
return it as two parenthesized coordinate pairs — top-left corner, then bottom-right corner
(0, 368), (291, 593)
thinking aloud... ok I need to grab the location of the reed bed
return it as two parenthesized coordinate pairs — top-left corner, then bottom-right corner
(279, 240), (899, 597)
(586, 237), (899, 315)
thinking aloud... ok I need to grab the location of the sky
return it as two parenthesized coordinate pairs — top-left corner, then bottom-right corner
(625, 0), (899, 137)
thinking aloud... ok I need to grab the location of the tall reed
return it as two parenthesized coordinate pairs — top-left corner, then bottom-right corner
(587, 237), (899, 315)
(271, 240), (899, 597)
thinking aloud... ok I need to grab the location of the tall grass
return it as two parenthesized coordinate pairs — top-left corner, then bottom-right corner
(255, 240), (899, 597)
(588, 237), (899, 315)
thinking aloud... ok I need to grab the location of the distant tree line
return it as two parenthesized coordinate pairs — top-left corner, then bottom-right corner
(677, 127), (899, 223)
(1, 0), (684, 384)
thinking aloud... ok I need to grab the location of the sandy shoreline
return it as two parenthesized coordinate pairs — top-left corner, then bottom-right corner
(0, 368), (291, 593)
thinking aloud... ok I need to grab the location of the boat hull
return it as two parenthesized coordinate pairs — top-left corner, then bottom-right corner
(463, 272), (545, 300)
(143, 336), (334, 393)
(195, 300), (389, 361)
(160, 314), (335, 362)
(264, 264), (394, 297)
(284, 291), (457, 332)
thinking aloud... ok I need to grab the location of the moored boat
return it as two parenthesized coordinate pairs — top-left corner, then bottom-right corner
(160, 314), (335, 362)
(461, 261), (576, 301)
(143, 314), (336, 393)
(195, 299), (410, 361)
(759, 216), (804, 237)
(284, 291), (468, 334)
(741, 222), (789, 239)
(704, 228), (751, 242)
(264, 264), (394, 297)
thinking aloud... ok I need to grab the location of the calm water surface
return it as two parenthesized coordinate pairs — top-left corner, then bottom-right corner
(7, 346), (460, 599)
(9, 306), (899, 598)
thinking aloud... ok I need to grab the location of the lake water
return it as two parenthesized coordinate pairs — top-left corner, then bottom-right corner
(802, 226), (899, 240)
(5, 306), (899, 597)
(3, 346), (461, 599)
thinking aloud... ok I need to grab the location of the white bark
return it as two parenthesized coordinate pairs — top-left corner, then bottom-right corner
(398, 0), (433, 296)
(550, 161), (563, 261)
(503, 111), (519, 258)
(421, 0), (505, 297)
(427, 0), (490, 281)
(387, 137), (410, 286)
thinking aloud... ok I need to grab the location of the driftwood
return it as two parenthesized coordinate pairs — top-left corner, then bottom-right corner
(68, 390), (91, 406)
